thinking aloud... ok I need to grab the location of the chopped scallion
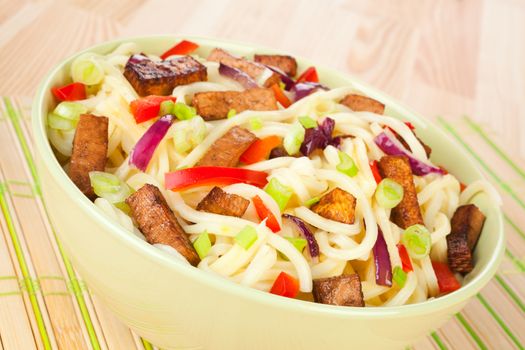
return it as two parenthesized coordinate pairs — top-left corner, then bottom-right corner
(375, 178), (404, 208)
(227, 109), (237, 119)
(265, 178), (293, 211)
(285, 237), (307, 253)
(336, 151), (358, 177)
(159, 100), (175, 116)
(393, 266), (407, 288)
(400, 224), (431, 260)
(71, 55), (104, 85)
(235, 226), (258, 250)
(249, 117), (263, 130)
(303, 196), (320, 207)
(193, 231), (211, 259)
(283, 122), (305, 155)
(298, 116), (317, 129)
(89, 171), (133, 204)
(173, 102), (197, 120)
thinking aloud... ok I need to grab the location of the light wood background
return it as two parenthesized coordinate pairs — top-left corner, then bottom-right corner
(0, 1), (524, 349)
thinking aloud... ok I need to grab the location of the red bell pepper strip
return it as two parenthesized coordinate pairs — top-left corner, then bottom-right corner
(270, 272), (299, 298)
(369, 160), (382, 184)
(240, 136), (282, 165)
(51, 82), (86, 101)
(460, 182), (467, 192)
(252, 195), (281, 233)
(270, 84), (291, 108)
(296, 66), (319, 83)
(397, 244), (413, 272)
(432, 261), (461, 294)
(405, 122), (415, 130)
(130, 95), (177, 123)
(165, 167), (268, 191)
(160, 40), (199, 60)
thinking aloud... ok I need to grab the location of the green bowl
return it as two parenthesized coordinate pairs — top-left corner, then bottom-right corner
(32, 36), (505, 350)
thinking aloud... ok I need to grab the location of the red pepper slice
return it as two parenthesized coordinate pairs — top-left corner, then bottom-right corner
(130, 95), (177, 123)
(397, 244), (413, 272)
(405, 122), (415, 130)
(252, 195), (281, 233)
(270, 271), (299, 298)
(296, 66), (319, 83)
(160, 40), (199, 60)
(369, 160), (382, 184)
(270, 84), (291, 108)
(51, 82), (86, 101)
(165, 167), (268, 191)
(460, 182), (467, 192)
(240, 136), (282, 165)
(432, 261), (461, 294)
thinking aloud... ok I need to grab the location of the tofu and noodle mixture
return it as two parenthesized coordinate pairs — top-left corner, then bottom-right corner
(47, 39), (497, 307)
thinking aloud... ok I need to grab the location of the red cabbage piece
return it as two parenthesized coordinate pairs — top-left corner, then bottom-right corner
(218, 63), (258, 89)
(283, 214), (319, 258)
(300, 117), (336, 155)
(373, 228), (392, 287)
(129, 114), (174, 171)
(291, 82), (327, 101)
(265, 65), (295, 91)
(374, 131), (444, 176)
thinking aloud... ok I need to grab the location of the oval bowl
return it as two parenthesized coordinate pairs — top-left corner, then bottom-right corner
(32, 36), (505, 350)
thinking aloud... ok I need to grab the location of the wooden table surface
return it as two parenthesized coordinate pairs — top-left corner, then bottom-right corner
(0, 1), (524, 349)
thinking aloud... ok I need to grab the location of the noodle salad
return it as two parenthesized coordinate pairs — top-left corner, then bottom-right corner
(47, 39), (499, 307)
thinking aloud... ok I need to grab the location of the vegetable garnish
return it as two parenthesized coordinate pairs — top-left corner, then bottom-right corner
(373, 228), (392, 287)
(400, 224), (431, 260)
(432, 261), (461, 294)
(219, 63), (258, 89)
(173, 116), (207, 153)
(270, 83), (291, 108)
(193, 231), (212, 259)
(165, 167), (269, 191)
(283, 122), (305, 155)
(369, 160), (382, 184)
(71, 54), (104, 85)
(283, 214), (320, 258)
(173, 102), (197, 120)
(240, 136), (282, 165)
(374, 178), (404, 208)
(285, 237), (307, 253)
(265, 65), (295, 90)
(374, 131), (445, 176)
(397, 244), (413, 272)
(227, 109), (237, 119)
(265, 178), (293, 211)
(252, 195), (281, 233)
(296, 66), (319, 83)
(129, 114), (175, 171)
(249, 117), (263, 130)
(159, 100), (175, 116)
(303, 196), (320, 207)
(300, 117), (336, 156)
(298, 116), (317, 129)
(270, 272), (299, 298)
(160, 40), (199, 60)
(47, 102), (87, 130)
(89, 171), (133, 204)
(51, 82), (86, 101)
(130, 95), (177, 123)
(336, 151), (359, 177)
(235, 225), (258, 250)
(291, 82), (325, 102)
(392, 266), (407, 288)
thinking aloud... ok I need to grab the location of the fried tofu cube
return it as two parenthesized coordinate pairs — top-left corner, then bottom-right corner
(126, 184), (200, 266)
(192, 88), (277, 121)
(196, 126), (257, 167)
(378, 155), (424, 229)
(313, 274), (364, 307)
(124, 54), (207, 96)
(340, 94), (385, 114)
(447, 204), (486, 274)
(208, 48), (280, 87)
(197, 186), (250, 217)
(69, 114), (108, 200)
(254, 54), (298, 77)
(311, 187), (356, 224)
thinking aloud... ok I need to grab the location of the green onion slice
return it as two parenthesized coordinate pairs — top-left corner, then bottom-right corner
(173, 102), (197, 120)
(71, 55), (104, 85)
(298, 116), (317, 129)
(283, 122), (305, 155)
(393, 266), (407, 288)
(54, 102), (87, 120)
(375, 178), (404, 208)
(285, 237), (307, 253)
(336, 151), (358, 177)
(89, 171), (133, 204)
(303, 196), (320, 207)
(227, 109), (237, 119)
(249, 117), (263, 130)
(235, 226), (258, 250)
(265, 178), (293, 212)
(193, 231), (211, 259)
(47, 113), (76, 130)
(400, 224), (431, 260)
(159, 100), (175, 116)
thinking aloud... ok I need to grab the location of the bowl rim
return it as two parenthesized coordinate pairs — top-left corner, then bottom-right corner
(32, 34), (505, 319)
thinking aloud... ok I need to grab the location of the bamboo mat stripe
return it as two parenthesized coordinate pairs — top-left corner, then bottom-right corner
(0, 96), (524, 349)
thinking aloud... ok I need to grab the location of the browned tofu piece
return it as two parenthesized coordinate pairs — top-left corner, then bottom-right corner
(340, 94), (385, 114)
(124, 54), (207, 96)
(68, 114), (108, 200)
(378, 155), (424, 229)
(312, 274), (364, 307)
(196, 186), (250, 217)
(192, 88), (277, 121)
(269, 146), (288, 159)
(196, 126), (257, 167)
(254, 54), (298, 77)
(447, 204), (486, 274)
(311, 187), (356, 224)
(396, 131), (432, 158)
(126, 184), (200, 266)
(208, 48), (280, 87)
